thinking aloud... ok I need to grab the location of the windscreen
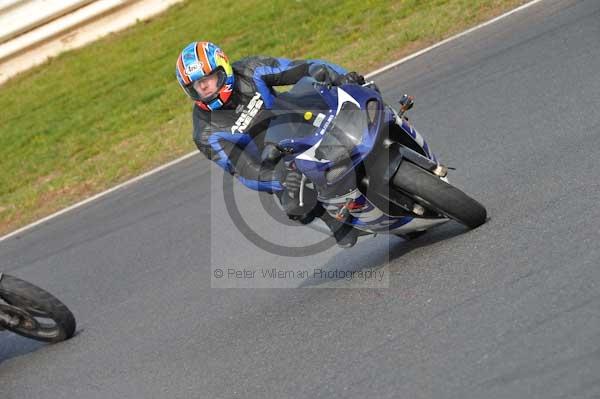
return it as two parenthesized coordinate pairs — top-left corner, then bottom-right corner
(265, 78), (330, 144)
(315, 102), (367, 162)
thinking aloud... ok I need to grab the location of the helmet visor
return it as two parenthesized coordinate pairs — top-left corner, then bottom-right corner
(191, 68), (227, 103)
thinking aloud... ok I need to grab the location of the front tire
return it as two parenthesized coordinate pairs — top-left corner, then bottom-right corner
(0, 274), (76, 342)
(392, 161), (487, 229)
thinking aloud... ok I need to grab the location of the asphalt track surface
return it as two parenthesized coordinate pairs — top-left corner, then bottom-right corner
(1, 0), (599, 397)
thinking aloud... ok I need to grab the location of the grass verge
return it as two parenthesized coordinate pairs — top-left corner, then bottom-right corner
(0, 0), (526, 235)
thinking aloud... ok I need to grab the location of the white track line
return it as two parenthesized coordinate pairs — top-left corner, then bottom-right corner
(366, 0), (546, 78)
(0, 0), (546, 243)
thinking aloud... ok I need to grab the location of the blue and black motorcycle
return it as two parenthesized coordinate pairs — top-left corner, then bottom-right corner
(263, 77), (487, 240)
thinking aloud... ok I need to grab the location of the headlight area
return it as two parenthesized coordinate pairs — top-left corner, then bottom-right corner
(315, 102), (367, 163)
(313, 101), (372, 185)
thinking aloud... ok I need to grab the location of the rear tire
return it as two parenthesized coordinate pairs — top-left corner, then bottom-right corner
(392, 161), (487, 229)
(0, 274), (76, 342)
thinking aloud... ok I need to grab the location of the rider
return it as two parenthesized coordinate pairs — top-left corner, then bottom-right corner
(176, 41), (366, 248)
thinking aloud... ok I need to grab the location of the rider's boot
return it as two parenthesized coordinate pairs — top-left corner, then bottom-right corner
(278, 174), (359, 248)
(265, 144), (360, 249)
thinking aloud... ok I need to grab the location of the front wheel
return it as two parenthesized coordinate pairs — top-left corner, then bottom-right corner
(0, 274), (76, 342)
(392, 161), (487, 229)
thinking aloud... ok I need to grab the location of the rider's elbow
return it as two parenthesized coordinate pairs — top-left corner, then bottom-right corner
(194, 138), (216, 160)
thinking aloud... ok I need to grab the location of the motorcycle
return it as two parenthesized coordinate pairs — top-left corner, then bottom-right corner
(260, 77), (487, 239)
(0, 272), (75, 343)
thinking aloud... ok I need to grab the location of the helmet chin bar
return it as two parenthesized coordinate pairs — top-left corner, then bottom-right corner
(197, 90), (221, 104)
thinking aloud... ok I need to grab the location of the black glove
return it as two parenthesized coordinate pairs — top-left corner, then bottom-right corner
(282, 168), (302, 199)
(279, 167), (319, 220)
(333, 71), (365, 86)
(308, 64), (338, 86)
(260, 143), (284, 166)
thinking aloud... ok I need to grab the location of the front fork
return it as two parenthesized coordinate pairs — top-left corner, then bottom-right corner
(384, 143), (449, 178)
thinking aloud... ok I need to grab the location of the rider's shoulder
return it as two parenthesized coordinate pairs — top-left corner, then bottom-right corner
(233, 56), (284, 71)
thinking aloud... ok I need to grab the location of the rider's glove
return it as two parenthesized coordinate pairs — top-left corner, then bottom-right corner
(333, 72), (365, 86)
(282, 168), (302, 199)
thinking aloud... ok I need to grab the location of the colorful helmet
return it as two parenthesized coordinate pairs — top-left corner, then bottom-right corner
(176, 41), (235, 111)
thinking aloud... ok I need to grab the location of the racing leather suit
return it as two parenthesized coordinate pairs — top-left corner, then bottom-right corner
(192, 56), (361, 246)
(192, 56), (346, 192)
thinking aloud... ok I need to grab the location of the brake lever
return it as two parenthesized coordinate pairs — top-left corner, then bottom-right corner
(298, 174), (307, 207)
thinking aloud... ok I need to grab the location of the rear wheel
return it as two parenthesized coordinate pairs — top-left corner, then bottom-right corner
(392, 161), (487, 229)
(0, 274), (76, 342)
